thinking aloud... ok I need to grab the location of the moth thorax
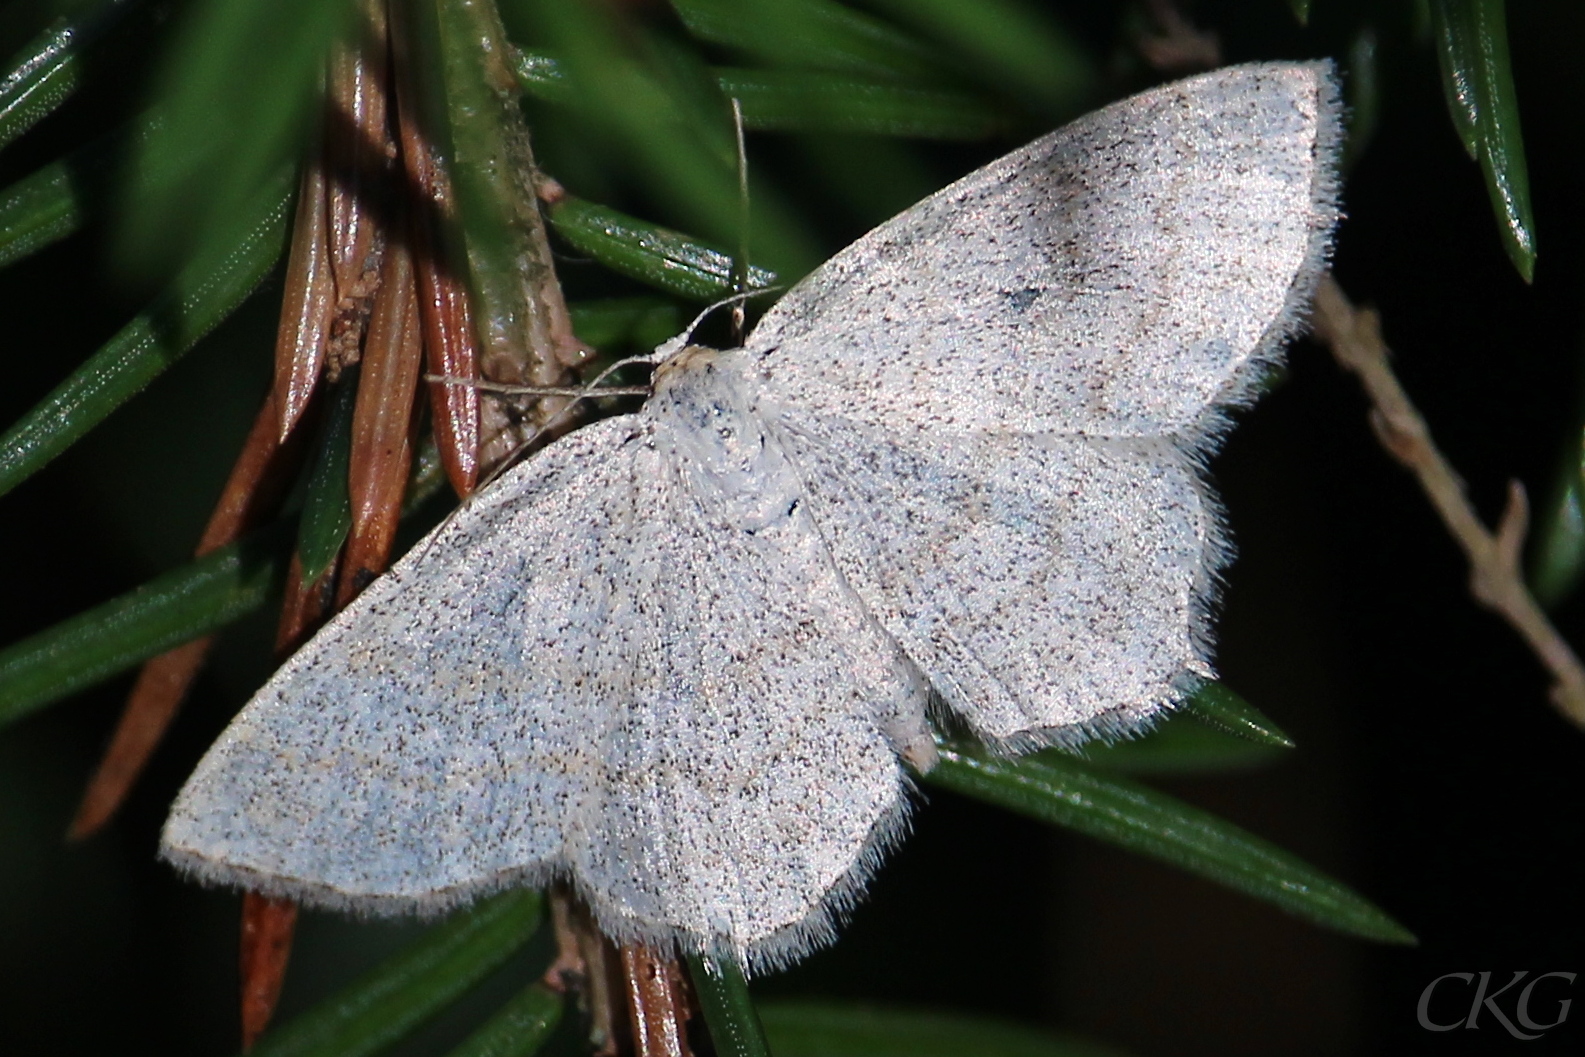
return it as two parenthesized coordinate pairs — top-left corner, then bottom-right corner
(649, 344), (741, 411)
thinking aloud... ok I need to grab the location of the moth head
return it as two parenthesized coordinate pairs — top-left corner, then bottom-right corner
(650, 344), (728, 405)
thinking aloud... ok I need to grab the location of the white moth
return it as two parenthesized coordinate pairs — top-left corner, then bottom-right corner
(163, 62), (1341, 971)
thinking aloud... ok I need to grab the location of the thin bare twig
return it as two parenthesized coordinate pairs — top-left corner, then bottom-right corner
(546, 890), (629, 1057)
(1312, 276), (1585, 730)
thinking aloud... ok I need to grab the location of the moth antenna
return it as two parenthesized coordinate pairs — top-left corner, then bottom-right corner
(730, 96), (751, 348)
(397, 351), (664, 566)
(658, 285), (782, 363)
(471, 352), (658, 488)
(423, 377), (651, 399)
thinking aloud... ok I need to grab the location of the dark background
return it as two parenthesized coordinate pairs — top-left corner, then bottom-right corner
(1, 1), (1581, 1054)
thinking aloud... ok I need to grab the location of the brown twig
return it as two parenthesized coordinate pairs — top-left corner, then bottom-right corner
(1312, 276), (1585, 730)
(620, 944), (696, 1057)
(239, 893), (299, 1051)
